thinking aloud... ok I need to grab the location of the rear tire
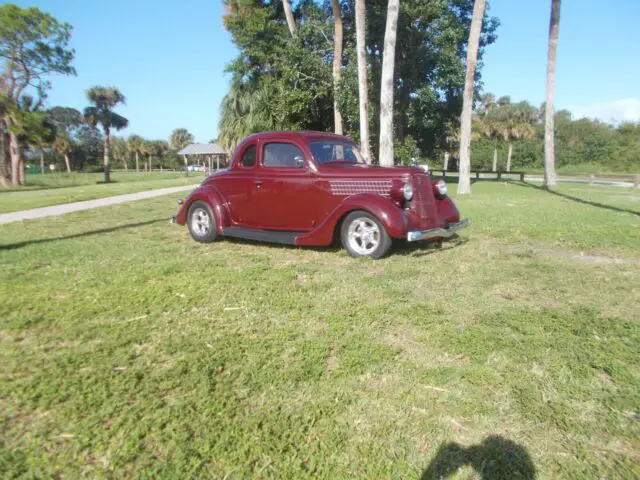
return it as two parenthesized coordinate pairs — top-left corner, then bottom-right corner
(187, 201), (217, 243)
(340, 211), (391, 259)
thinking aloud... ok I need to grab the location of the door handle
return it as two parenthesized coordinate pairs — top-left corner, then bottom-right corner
(255, 180), (263, 188)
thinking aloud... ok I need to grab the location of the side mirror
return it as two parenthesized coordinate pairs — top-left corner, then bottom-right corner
(294, 155), (305, 168)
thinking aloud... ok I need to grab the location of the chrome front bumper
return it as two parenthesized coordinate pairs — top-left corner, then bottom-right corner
(407, 219), (469, 242)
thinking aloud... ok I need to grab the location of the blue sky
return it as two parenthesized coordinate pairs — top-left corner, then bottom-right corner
(14, 0), (640, 142)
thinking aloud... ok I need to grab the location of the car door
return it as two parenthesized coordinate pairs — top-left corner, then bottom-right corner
(214, 142), (261, 226)
(253, 140), (322, 230)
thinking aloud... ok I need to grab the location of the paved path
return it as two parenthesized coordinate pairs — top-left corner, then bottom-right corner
(0, 184), (198, 225)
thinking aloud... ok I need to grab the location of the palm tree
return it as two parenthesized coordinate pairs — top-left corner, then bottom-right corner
(53, 131), (73, 173)
(169, 128), (194, 151)
(482, 115), (505, 173)
(504, 102), (536, 172)
(355, 0), (371, 163)
(379, 0), (400, 167)
(282, 0), (296, 37)
(111, 136), (129, 170)
(478, 94), (503, 172)
(457, 0), (486, 195)
(127, 134), (144, 172)
(140, 139), (153, 172)
(331, 0), (343, 135)
(151, 140), (170, 170)
(544, 0), (561, 189)
(28, 119), (54, 175)
(83, 87), (128, 183)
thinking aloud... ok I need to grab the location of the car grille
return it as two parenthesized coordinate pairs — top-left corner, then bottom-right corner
(329, 180), (392, 197)
(411, 174), (430, 220)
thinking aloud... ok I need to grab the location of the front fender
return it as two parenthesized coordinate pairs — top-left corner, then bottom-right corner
(175, 184), (230, 234)
(296, 194), (407, 246)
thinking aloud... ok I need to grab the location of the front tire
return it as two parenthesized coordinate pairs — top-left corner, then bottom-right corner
(340, 211), (391, 259)
(187, 201), (217, 243)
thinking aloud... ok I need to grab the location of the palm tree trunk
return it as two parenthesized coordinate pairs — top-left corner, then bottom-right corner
(8, 128), (21, 186)
(282, 0), (296, 37)
(443, 151), (450, 171)
(0, 129), (8, 187)
(507, 143), (513, 172)
(122, 157), (128, 171)
(543, 0), (561, 189)
(331, 0), (344, 135)
(379, 0), (400, 167)
(19, 152), (26, 185)
(103, 132), (110, 183)
(135, 151), (139, 172)
(40, 151), (45, 175)
(457, 0), (486, 195)
(64, 154), (71, 173)
(492, 142), (498, 172)
(355, 0), (371, 163)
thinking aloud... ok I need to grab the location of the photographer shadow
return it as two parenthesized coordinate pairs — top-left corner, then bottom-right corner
(421, 436), (536, 479)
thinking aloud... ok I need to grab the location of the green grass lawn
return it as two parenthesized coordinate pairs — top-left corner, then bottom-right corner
(0, 172), (202, 214)
(1, 182), (638, 478)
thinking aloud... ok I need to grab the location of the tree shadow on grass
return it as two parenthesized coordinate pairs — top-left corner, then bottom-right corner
(0, 180), (121, 193)
(510, 180), (640, 217)
(421, 436), (536, 479)
(0, 218), (168, 250)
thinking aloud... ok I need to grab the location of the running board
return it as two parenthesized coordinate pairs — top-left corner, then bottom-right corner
(222, 227), (300, 245)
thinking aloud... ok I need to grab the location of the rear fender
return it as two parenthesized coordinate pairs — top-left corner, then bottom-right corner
(296, 194), (407, 246)
(176, 185), (230, 234)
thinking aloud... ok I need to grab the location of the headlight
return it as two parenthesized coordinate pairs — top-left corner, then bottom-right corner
(434, 179), (447, 197)
(403, 183), (414, 201)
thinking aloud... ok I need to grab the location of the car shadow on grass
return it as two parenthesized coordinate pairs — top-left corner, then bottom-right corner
(216, 235), (467, 259)
(392, 235), (469, 258)
(421, 435), (536, 479)
(216, 236), (343, 255)
(0, 218), (168, 250)
(509, 180), (640, 217)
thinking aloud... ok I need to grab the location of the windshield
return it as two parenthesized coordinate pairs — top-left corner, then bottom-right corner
(309, 140), (365, 165)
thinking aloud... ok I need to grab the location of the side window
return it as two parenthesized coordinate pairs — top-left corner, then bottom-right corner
(239, 145), (256, 167)
(263, 143), (304, 168)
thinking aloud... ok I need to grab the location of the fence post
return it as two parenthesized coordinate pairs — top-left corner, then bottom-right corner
(520, 172), (525, 181)
(475, 171), (480, 179)
(634, 175), (640, 188)
(497, 171), (502, 180)
(589, 174), (595, 185)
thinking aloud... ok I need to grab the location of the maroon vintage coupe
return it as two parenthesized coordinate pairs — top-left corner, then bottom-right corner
(173, 131), (468, 258)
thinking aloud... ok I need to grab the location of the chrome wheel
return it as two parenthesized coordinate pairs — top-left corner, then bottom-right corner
(347, 217), (381, 256)
(190, 207), (211, 236)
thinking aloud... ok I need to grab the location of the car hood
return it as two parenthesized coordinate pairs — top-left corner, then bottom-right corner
(316, 162), (427, 177)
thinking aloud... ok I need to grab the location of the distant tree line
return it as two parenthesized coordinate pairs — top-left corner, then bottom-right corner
(0, 4), (200, 186)
(453, 95), (639, 173)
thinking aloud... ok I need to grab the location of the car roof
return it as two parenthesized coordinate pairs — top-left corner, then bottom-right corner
(243, 130), (355, 142)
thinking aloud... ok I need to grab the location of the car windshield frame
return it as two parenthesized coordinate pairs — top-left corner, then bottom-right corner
(308, 140), (365, 165)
